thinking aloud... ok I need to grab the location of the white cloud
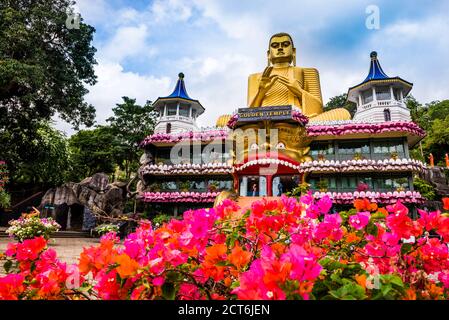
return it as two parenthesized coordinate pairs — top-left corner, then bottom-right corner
(366, 14), (449, 103)
(55, 61), (171, 135)
(100, 24), (155, 63)
(150, 0), (193, 24)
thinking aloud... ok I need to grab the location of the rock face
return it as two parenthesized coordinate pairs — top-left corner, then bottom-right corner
(420, 167), (449, 196)
(40, 173), (127, 217)
(138, 150), (155, 190)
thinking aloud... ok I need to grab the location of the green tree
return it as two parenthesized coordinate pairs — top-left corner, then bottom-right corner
(68, 126), (119, 181)
(106, 97), (157, 179)
(324, 93), (357, 116)
(2, 121), (70, 187)
(0, 0), (97, 184)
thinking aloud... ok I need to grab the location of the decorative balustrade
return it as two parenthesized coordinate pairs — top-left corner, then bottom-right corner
(312, 190), (424, 204)
(299, 158), (425, 173)
(141, 191), (220, 203)
(141, 163), (233, 175)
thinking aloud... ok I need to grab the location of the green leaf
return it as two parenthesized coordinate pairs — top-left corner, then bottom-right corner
(162, 282), (176, 300)
(400, 243), (413, 255)
(366, 223), (378, 237)
(3, 260), (12, 273)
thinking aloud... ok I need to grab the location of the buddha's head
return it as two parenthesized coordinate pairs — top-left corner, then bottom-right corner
(267, 32), (296, 66)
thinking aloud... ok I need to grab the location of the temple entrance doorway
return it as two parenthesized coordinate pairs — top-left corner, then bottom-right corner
(272, 175), (301, 196)
(239, 176), (267, 197)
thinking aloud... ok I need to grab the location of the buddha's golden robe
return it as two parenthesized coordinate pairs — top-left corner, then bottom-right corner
(247, 66), (324, 118)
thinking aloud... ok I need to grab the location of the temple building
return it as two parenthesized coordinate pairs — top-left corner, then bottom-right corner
(138, 33), (427, 216)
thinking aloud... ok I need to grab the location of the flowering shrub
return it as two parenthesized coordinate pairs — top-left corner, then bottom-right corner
(0, 237), (83, 300)
(6, 217), (61, 242)
(93, 224), (120, 236)
(2, 196), (449, 300)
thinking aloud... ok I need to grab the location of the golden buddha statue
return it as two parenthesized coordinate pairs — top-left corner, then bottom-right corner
(215, 32), (350, 127)
(247, 32), (350, 122)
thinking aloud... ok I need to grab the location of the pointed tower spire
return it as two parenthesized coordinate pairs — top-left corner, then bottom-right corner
(165, 72), (192, 100)
(363, 51), (389, 82)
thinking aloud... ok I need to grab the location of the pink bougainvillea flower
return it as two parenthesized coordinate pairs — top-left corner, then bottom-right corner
(316, 195), (332, 215)
(349, 212), (370, 230)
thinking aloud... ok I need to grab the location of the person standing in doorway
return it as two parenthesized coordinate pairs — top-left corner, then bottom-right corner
(251, 183), (259, 196)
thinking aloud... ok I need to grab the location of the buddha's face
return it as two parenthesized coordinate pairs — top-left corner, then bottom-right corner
(268, 35), (294, 65)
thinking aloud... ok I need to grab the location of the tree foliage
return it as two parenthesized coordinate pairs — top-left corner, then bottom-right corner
(3, 121), (70, 186)
(0, 0), (97, 185)
(106, 96), (157, 179)
(324, 93), (357, 116)
(406, 97), (449, 164)
(67, 126), (118, 181)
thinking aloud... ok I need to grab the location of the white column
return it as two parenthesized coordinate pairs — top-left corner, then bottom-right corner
(400, 90), (404, 101)
(390, 86), (394, 101)
(372, 87), (377, 103)
(358, 94), (362, 108)
(176, 102), (180, 116)
(190, 106), (193, 118)
(164, 103), (167, 116)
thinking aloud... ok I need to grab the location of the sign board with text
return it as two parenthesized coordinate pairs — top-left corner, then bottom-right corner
(237, 105), (292, 122)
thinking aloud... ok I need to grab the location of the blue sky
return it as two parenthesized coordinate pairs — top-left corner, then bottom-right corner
(57, 0), (449, 134)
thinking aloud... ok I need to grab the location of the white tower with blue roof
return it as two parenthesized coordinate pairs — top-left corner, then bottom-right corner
(347, 52), (413, 122)
(153, 73), (205, 134)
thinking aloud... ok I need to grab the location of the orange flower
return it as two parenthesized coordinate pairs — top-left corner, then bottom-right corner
(354, 274), (367, 290)
(345, 232), (361, 244)
(228, 242), (252, 270)
(443, 198), (449, 211)
(114, 254), (139, 278)
(425, 283), (444, 300)
(354, 198), (378, 212)
(204, 244), (227, 265)
(354, 198), (370, 212)
(271, 242), (287, 256)
(403, 288), (417, 300)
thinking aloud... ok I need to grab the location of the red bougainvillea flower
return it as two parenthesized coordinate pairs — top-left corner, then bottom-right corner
(418, 238), (449, 273)
(417, 209), (441, 232)
(5, 236), (47, 262)
(0, 274), (25, 300)
(443, 198), (449, 211)
(349, 212), (370, 230)
(386, 201), (422, 239)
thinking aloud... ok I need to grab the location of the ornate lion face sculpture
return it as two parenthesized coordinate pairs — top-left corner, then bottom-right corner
(231, 122), (312, 166)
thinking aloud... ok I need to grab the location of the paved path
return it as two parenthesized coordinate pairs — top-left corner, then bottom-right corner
(0, 238), (100, 275)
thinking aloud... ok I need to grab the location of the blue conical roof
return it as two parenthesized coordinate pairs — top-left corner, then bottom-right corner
(163, 72), (192, 100)
(362, 51), (389, 83)
(346, 51), (413, 103)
